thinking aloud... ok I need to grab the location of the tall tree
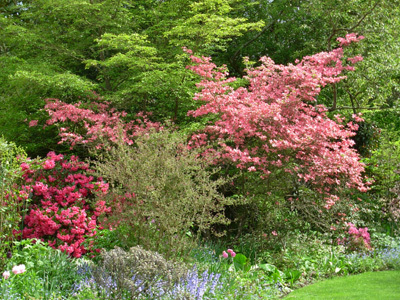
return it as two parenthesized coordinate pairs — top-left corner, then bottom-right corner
(0, 0), (263, 155)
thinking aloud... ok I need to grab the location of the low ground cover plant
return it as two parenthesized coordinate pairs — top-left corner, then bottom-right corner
(1, 239), (85, 299)
(2, 235), (400, 299)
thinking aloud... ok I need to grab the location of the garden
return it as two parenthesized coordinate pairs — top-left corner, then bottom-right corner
(1, 1), (400, 299)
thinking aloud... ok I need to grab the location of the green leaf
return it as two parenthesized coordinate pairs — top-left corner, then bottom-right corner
(259, 263), (277, 274)
(233, 253), (251, 272)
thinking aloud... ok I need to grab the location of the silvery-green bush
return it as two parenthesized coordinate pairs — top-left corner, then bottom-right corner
(93, 129), (233, 258)
(87, 246), (188, 299)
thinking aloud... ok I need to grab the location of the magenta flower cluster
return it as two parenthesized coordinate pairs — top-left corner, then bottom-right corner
(16, 152), (110, 257)
(338, 222), (371, 251)
(347, 222), (371, 250)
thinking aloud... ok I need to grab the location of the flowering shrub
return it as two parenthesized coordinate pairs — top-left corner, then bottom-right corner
(75, 261), (222, 300)
(81, 246), (189, 299)
(169, 265), (222, 299)
(17, 152), (110, 257)
(347, 222), (371, 251)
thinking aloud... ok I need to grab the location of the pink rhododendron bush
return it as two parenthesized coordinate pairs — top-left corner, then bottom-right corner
(184, 34), (371, 231)
(339, 222), (371, 252)
(17, 151), (110, 257)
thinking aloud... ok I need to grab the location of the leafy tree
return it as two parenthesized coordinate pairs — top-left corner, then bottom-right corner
(0, 0), (263, 156)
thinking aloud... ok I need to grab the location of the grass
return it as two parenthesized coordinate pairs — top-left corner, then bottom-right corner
(284, 270), (400, 300)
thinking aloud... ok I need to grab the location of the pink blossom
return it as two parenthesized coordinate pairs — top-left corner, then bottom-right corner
(337, 33), (364, 46)
(352, 113), (364, 122)
(20, 162), (30, 171)
(2, 271), (10, 279)
(182, 47), (193, 54)
(347, 56), (363, 64)
(272, 231), (278, 236)
(345, 222), (371, 250)
(230, 251), (236, 258)
(43, 160), (55, 170)
(12, 264), (26, 275)
(29, 120), (38, 127)
(222, 251), (228, 258)
(44, 99), (162, 150)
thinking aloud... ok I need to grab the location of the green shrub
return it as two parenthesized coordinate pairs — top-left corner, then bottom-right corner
(220, 167), (363, 248)
(362, 131), (400, 235)
(0, 137), (27, 269)
(83, 228), (126, 262)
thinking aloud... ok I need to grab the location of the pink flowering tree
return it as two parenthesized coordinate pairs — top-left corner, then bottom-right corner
(43, 99), (162, 150)
(185, 34), (370, 231)
(17, 152), (110, 257)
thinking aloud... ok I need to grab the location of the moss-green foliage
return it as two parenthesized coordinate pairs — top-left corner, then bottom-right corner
(219, 166), (364, 249)
(284, 270), (400, 300)
(362, 109), (400, 133)
(351, 120), (381, 158)
(93, 129), (233, 258)
(0, 137), (27, 268)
